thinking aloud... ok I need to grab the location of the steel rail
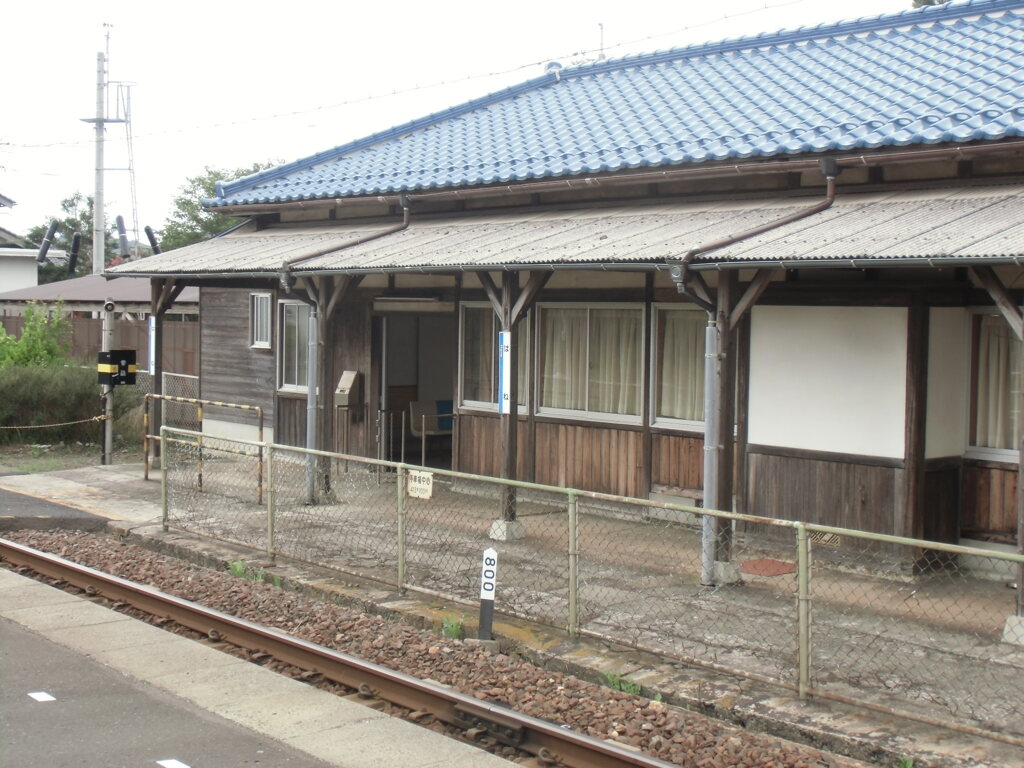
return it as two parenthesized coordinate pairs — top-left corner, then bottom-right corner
(0, 538), (675, 768)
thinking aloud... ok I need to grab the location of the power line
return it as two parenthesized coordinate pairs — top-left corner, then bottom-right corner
(4, 0), (804, 151)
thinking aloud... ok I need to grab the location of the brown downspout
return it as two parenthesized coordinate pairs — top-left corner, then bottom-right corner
(670, 157), (840, 301)
(671, 157), (839, 584)
(279, 195), (411, 293)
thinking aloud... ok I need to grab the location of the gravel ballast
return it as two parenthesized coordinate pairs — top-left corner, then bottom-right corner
(4, 529), (864, 768)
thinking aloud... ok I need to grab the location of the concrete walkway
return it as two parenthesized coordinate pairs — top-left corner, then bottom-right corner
(1, 462), (1022, 768)
(0, 568), (508, 768)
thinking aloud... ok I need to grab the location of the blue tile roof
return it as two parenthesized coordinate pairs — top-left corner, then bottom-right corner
(210, 0), (1024, 208)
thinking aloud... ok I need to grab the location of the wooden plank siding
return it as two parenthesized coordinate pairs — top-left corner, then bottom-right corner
(275, 394), (307, 448)
(200, 288), (275, 427)
(923, 458), (961, 543)
(456, 413), (529, 480)
(533, 422), (644, 497)
(962, 461), (1018, 541)
(650, 433), (703, 492)
(746, 449), (898, 535)
(1, 315), (198, 375)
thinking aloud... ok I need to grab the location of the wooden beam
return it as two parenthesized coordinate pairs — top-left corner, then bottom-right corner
(510, 271), (552, 326)
(901, 296), (929, 541)
(477, 272), (503, 319)
(686, 270), (716, 312)
(500, 272), (520, 521)
(972, 266), (1024, 341)
(729, 269), (773, 331)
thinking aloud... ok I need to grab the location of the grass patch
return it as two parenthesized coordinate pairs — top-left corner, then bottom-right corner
(226, 558), (282, 587)
(600, 671), (643, 696)
(440, 614), (465, 640)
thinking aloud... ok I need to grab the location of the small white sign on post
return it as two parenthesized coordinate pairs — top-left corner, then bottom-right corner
(497, 331), (512, 414)
(407, 469), (434, 499)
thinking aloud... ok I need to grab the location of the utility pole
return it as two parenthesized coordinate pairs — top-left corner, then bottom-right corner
(92, 50), (106, 275)
(81, 28), (124, 464)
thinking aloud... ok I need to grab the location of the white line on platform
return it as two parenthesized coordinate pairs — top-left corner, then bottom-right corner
(27, 691), (55, 702)
(156, 760), (191, 768)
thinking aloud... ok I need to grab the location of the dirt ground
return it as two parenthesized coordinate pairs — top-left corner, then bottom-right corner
(0, 442), (138, 475)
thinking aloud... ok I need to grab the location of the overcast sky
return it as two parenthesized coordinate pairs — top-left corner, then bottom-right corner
(1, 0), (908, 244)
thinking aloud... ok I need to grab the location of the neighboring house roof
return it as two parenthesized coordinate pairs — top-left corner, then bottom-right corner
(0, 274), (198, 312)
(208, 0), (1024, 208)
(0, 227), (32, 248)
(109, 182), (1024, 277)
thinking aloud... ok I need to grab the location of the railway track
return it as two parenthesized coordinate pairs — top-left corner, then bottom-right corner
(1, 537), (676, 768)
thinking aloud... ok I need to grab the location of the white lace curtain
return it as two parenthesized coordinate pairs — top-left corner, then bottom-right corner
(540, 307), (641, 416)
(657, 310), (705, 421)
(975, 315), (1021, 450)
(461, 306), (527, 406)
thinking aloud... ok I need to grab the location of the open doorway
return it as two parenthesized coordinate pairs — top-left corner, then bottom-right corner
(378, 313), (456, 467)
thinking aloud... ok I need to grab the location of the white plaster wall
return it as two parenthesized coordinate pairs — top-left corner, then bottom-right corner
(925, 308), (969, 459)
(749, 306), (907, 458)
(0, 253), (38, 291)
(202, 417), (273, 446)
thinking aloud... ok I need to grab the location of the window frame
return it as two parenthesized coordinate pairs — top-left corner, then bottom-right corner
(457, 301), (529, 414)
(249, 293), (272, 349)
(966, 308), (1021, 463)
(535, 301), (645, 425)
(650, 303), (706, 432)
(278, 300), (311, 393)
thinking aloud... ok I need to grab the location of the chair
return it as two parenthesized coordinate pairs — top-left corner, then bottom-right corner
(409, 400), (453, 465)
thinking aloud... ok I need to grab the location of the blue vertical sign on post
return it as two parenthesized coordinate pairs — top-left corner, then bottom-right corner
(497, 331), (512, 414)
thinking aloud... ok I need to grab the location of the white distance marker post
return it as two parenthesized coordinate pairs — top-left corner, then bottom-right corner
(478, 547), (498, 640)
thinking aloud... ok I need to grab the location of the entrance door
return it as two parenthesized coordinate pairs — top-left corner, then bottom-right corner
(378, 313), (456, 467)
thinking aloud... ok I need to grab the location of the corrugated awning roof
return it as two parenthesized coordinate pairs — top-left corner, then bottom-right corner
(0, 274), (198, 306)
(108, 183), (1024, 279)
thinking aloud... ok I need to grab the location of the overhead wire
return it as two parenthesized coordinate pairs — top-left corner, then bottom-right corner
(4, 0), (804, 151)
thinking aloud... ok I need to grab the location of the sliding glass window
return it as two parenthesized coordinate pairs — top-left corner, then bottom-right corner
(538, 304), (643, 422)
(653, 306), (705, 427)
(459, 303), (528, 409)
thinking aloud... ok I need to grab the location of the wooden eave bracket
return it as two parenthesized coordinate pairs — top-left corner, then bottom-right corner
(478, 270), (552, 326)
(154, 278), (187, 316)
(972, 265), (1024, 341)
(478, 272), (503, 319)
(729, 269), (773, 331)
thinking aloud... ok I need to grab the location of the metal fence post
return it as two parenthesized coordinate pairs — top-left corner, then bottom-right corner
(266, 444), (276, 562)
(796, 522), (811, 700)
(397, 465), (407, 595)
(567, 491), (580, 639)
(196, 403), (204, 492)
(160, 426), (169, 532)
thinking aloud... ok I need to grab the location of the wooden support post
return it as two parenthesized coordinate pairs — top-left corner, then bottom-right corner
(714, 271), (737, 566)
(500, 271), (519, 522)
(970, 266), (1024, 616)
(902, 296), (929, 543)
(477, 270), (551, 537)
(149, 277), (186, 468)
(150, 280), (164, 466)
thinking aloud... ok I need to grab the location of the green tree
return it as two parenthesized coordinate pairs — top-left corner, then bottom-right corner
(158, 163), (276, 251)
(912, 0), (949, 7)
(26, 193), (119, 284)
(0, 302), (71, 369)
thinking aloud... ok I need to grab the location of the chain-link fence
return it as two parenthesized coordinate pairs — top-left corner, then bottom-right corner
(161, 373), (200, 430)
(159, 427), (1024, 744)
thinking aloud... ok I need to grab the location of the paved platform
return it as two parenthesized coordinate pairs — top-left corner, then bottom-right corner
(1, 462), (1022, 768)
(0, 567), (509, 767)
